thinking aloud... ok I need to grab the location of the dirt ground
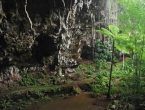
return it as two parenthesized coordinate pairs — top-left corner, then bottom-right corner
(24, 92), (112, 110)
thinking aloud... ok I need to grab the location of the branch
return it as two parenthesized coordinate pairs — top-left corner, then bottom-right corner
(24, 0), (36, 40)
(24, 0), (33, 30)
(62, 0), (65, 7)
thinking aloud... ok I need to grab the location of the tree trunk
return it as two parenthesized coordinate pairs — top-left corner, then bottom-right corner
(107, 39), (114, 99)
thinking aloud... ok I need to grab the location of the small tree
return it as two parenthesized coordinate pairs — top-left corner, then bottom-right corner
(96, 25), (130, 98)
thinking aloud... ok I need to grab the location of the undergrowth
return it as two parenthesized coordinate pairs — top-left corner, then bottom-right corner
(90, 57), (145, 109)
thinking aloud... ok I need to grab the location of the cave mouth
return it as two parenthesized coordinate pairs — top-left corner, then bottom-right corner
(81, 45), (93, 60)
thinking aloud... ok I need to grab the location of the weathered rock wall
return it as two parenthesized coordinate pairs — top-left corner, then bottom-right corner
(0, 0), (105, 87)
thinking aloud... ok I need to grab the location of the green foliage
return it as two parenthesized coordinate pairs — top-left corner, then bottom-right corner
(90, 57), (145, 99)
(95, 59), (110, 72)
(118, 74), (143, 101)
(118, 0), (145, 72)
(51, 75), (59, 85)
(36, 90), (44, 98)
(19, 72), (40, 86)
(86, 65), (94, 75)
(112, 64), (124, 78)
(90, 84), (102, 97)
(0, 89), (5, 93)
(90, 83), (107, 97)
(64, 94), (69, 99)
(96, 25), (131, 54)
(0, 100), (12, 110)
(110, 59), (145, 101)
(116, 0), (145, 102)
(41, 95), (51, 101)
(91, 71), (109, 97)
(95, 24), (123, 99)
(94, 40), (111, 61)
(30, 97), (35, 102)
(0, 88), (55, 109)
(72, 87), (80, 95)
(76, 64), (95, 75)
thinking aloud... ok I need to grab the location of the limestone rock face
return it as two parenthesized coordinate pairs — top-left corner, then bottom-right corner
(0, 66), (21, 88)
(0, 0), (103, 86)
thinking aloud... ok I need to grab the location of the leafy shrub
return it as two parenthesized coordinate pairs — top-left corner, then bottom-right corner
(41, 96), (51, 101)
(95, 59), (110, 73)
(90, 84), (101, 97)
(0, 99), (12, 110)
(94, 40), (111, 61)
(19, 72), (40, 86)
(72, 87), (80, 95)
(76, 64), (95, 75)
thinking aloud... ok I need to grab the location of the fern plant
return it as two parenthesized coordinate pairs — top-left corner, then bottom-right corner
(96, 25), (123, 99)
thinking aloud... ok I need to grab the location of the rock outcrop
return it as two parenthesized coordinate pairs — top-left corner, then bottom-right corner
(0, 0), (107, 87)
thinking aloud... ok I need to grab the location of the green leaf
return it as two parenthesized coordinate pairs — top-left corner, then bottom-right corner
(109, 25), (119, 36)
(96, 27), (114, 38)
